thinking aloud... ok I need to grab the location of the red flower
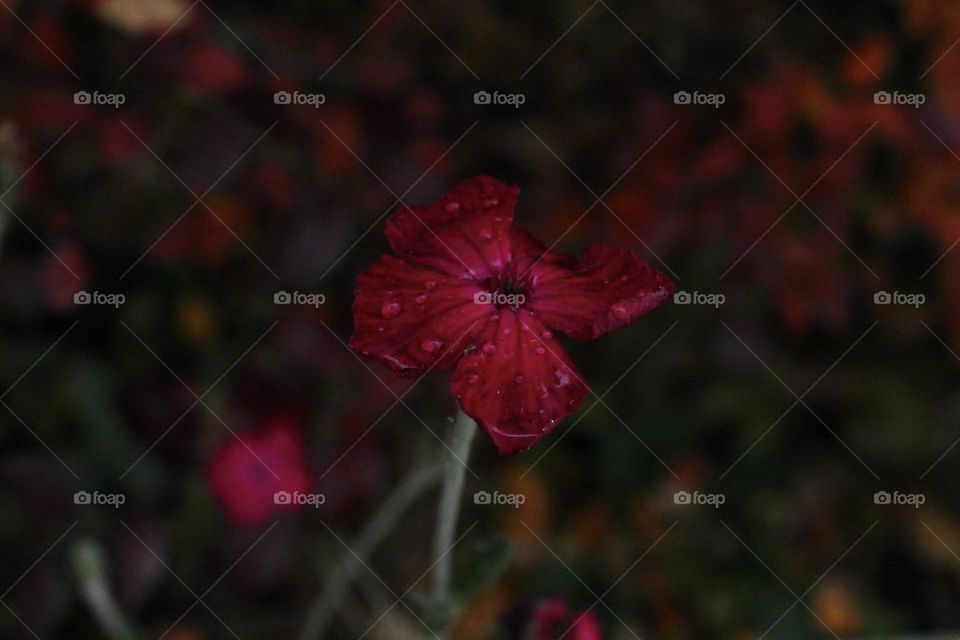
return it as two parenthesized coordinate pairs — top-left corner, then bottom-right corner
(206, 419), (312, 526)
(506, 599), (603, 640)
(350, 176), (673, 454)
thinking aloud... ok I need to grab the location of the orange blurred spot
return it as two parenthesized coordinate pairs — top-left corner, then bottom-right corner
(811, 581), (862, 637)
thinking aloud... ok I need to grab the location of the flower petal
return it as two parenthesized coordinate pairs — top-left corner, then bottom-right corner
(509, 228), (577, 275)
(350, 255), (493, 376)
(385, 176), (519, 279)
(528, 244), (674, 340)
(451, 309), (589, 454)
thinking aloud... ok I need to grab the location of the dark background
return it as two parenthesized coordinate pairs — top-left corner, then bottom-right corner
(2, 0), (960, 638)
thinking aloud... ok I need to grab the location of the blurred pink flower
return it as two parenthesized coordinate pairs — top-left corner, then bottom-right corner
(507, 599), (603, 640)
(206, 419), (311, 527)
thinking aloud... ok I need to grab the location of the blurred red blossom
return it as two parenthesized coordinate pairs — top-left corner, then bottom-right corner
(505, 599), (603, 640)
(40, 241), (88, 311)
(350, 176), (673, 454)
(206, 418), (311, 527)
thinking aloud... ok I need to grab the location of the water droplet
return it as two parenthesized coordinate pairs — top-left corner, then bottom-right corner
(482, 342), (497, 354)
(424, 281), (437, 291)
(479, 228), (493, 242)
(611, 303), (630, 319)
(444, 199), (461, 213)
(541, 329), (553, 339)
(381, 301), (402, 318)
(535, 347), (546, 355)
(415, 294), (427, 304)
(482, 197), (499, 208)
(421, 338), (442, 352)
(514, 374), (524, 384)
(501, 326), (512, 336)
(467, 373), (479, 385)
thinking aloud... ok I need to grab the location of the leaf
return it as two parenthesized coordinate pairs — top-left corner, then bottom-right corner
(454, 534), (514, 602)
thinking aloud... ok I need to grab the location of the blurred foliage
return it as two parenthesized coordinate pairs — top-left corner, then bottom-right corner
(2, 0), (960, 638)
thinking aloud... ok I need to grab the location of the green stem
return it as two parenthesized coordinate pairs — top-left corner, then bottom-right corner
(430, 409), (477, 612)
(72, 540), (138, 640)
(297, 460), (442, 640)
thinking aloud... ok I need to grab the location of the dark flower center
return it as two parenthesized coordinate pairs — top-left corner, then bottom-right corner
(482, 274), (529, 309)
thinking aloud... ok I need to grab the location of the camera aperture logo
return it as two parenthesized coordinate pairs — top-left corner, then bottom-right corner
(274, 290), (326, 308)
(674, 90), (725, 108)
(673, 490), (725, 508)
(273, 491), (325, 507)
(874, 291), (924, 308)
(473, 490), (525, 509)
(673, 290), (725, 308)
(74, 490), (126, 508)
(274, 91), (326, 108)
(474, 291), (526, 307)
(74, 91), (126, 108)
(74, 290), (126, 308)
(874, 490), (925, 509)
(873, 91), (925, 108)
(474, 90), (525, 108)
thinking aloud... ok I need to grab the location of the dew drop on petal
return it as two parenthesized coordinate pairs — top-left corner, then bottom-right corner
(381, 301), (402, 318)
(444, 199), (461, 213)
(514, 374), (524, 384)
(611, 303), (630, 319)
(535, 347), (546, 355)
(467, 373), (479, 385)
(541, 329), (553, 339)
(415, 294), (427, 304)
(482, 197), (499, 208)
(479, 228), (493, 242)
(482, 342), (497, 354)
(501, 326), (512, 336)
(421, 338), (442, 353)
(424, 281), (437, 291)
